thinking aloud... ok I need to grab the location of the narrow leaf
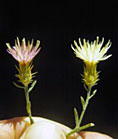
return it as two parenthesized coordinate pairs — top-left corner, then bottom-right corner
(83, 83), (88, 91)
(90, 89), (97, 99)
(80, 96), (85, 109)
(28, 80), (37, 93)
(79, 122), (95, 131)
(15, 65), (20, 72)
(74, 107), (79, 126)
(13, 82), (24, 89)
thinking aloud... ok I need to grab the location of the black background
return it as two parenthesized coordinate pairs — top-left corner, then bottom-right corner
(0, 1), (117, 138)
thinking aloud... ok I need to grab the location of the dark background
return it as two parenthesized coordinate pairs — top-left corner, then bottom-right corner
(0, 1), (117, 138)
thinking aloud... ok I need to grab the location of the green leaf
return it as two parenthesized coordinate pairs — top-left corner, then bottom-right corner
(80, 96), (85, 109)
(83, 83), (88, 91)
(90, 89), (97, 99)
(74, 107), (79, 126)
(28, 80), (37, 93)
(15, 65), (20, 72)
(13, 82), (24, 89)
(79, 122), (95, 131)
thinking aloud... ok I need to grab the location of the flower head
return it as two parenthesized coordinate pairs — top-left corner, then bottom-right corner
(6, 37), (41, 86)
(71, 36), (112, 64)
(6, 37), (41, 64)
(71, 37), (112, 88)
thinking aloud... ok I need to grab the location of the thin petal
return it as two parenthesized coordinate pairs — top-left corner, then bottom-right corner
(35, 40), (40, 50)
(100, 54), (112, 61)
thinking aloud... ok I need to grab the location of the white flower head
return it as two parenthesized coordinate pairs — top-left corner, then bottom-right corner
(71, 36), (112, 64)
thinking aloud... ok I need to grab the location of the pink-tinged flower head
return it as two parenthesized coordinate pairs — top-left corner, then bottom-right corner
(6, 37), (41, 64)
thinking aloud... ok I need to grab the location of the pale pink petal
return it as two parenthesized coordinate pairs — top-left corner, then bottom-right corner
(7, 38), (41, 63)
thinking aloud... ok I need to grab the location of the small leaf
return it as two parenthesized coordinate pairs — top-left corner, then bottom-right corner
(13, 82), (24, 89)
(80, 96), (85, 109)
(90, 89), (97, 99)
(83, 83), (88, 91)
(93, 89), (97, 95)
(15, 65), (20, 72)
(74, 107), (79, 126)
(79, 122), (95, 131)
(28, 80), (37, 93)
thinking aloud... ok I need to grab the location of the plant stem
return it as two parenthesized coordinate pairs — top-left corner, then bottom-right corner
(24, 85), (34, 124)
(78, 86), (92, 127)
(66, 86), (93, 137)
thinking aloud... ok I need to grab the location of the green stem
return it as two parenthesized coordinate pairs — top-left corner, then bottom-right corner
(66, 86), (92, 137)
(24, 85), (34, 124)
(66, 127), (79, 137)
(78, 86), (92, 127)
(66, 123), (94, 137)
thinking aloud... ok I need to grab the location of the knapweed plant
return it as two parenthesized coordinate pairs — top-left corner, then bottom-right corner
(66, 36), (112, 137)
(6, 38), (41, 124)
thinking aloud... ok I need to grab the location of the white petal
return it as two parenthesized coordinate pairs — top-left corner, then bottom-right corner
(100, 54), (112, 61)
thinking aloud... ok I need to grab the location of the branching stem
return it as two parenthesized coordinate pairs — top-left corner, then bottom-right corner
(66, 86), (95, 138)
